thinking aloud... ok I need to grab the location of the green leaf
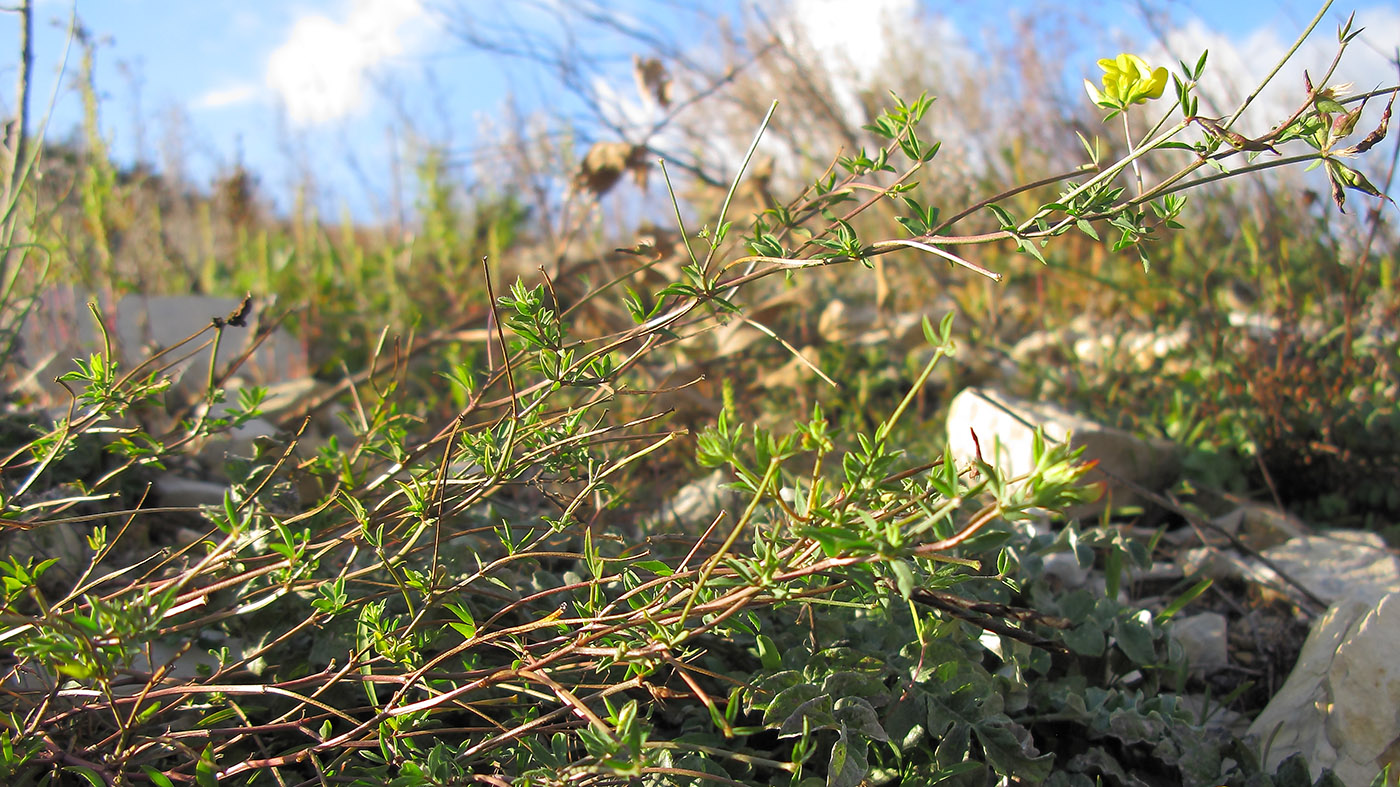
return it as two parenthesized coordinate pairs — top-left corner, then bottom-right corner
(827, 726), (870, 787)
(1064, 622), (1106, 656)
(62, 767), (105, 787)
(196, 743), (218, 787)
(1275, 752), (1312, 787)
(835, 697), (889, 742)
(1158, 578), (1212, 623)
(890, 559), (916, 600)
(985, 204), (1015, 228)
(444, 603), (476, 639)
(777, 694), (836, 738)
(822, 671), (886, 699)
(143, 767), (176, 787)
(757, 634), (782, 671)
(631, 559), (673, 576)
(764, 683), (822, 730)
(1114, 612), (1158, 665)
(931, 761), (985, 784)
(974, 719), (1053, 782)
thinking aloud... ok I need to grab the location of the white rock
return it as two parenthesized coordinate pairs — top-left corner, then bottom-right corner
(817, 300), (929, 352)
(1009, 318), (1190, 371)
(132, 637), (242, 680)
(18, 289), (307, 402)
(1228, 310), (1325, 342)
(1247, 592), (1400, 785)
(817, 299), (855, 343)
(945, 387), (1180, 518)
(1008, 315), (1093, 365)
(711, 318), (764, 357)
(651, 469), (742, 530)
(154, 476), (229, 508)
(1128, 560), (1184, 584)
(194, 416), (280, 465)
(757, 345), (823, 390)
(1072, 323), (1193, 368)
(1040, 551), (1090, 590)
(1180, 546), (1251, 582)
(1254, 530), (1400, 605)
(1213, 502), (1309, 550)
(1170, 612), (1229, 675)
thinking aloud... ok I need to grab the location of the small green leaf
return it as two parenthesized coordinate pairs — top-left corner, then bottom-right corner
(1114, 612), (1158, 665)
(1158, 578), (1212, 623)
(1064, 622), (1105, 656)
(756, 634), (782, 671)
(196, 743), (218, 787)
(445, 602), (477, 640)
(62, 767), (105, 787)
(834, 697), (889, 742)
(143, 767), (176, 787)
(890, 559), (916, 600)
(631, 559), (673, 576)
(827, 725), (870, 787)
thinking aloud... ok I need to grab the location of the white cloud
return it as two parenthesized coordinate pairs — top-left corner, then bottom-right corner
(195, 83), (259, 110)
(787, 0), (916, 86)
(265, 0), (433, 127)
(1149, 5), (1400, 137)
(779, 0), (920, 121)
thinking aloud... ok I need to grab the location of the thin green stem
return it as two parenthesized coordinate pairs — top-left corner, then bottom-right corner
(1224, 0), (1332, 129)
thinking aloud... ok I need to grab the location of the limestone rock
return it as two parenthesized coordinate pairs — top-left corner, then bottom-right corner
(945, 387), (1180, 518)
(1254, 530), (1400, 606)
(1247, 592), (1400, 786)
(153, 476), (229, 508)
(817, 300), (930, 351)
(1180, 546), (1253, 583)
(1040, 551), (1091, 590)
(650, 469), (742, 531)
(18, 290), (307, 403)
(1170, 612), (1229, 675)
(1213, 501), (1309, 551)
(192, 415), (280, 466)
(1072, 322), (1193, 369)
(1009, 316), (1191, 371)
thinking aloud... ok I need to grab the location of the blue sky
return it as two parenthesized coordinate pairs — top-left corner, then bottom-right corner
(2, 0), (1395, 220)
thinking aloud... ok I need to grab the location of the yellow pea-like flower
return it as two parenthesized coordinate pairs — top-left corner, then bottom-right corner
(1086, 53), (1169, 110)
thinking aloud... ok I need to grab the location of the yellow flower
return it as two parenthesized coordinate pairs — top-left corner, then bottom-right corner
(1085, 54), (1168, 110)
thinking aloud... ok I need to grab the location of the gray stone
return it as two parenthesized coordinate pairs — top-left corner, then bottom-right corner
(1180, 546), (1252, 583)
(1170, 612), (1229, 675)
(1041, 551), (1091, 590)
(1072, 323), (1193, 369)
(945, 387), (1180, 519)
(1008, 317), (1191, 372)
(17, 289), (307, 403)
(1254, 530), (1400, 606)
(651, 469), (742, 531)
(193, 416), (280, 465)
(817, 300), (929, 351)
(1247, 592), (1400, 785)
(1213, 502), (1309, 550)
(757, 345), (824, 390)
(1228, 310), (1325, 342)
(153, 476), (229, 508)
